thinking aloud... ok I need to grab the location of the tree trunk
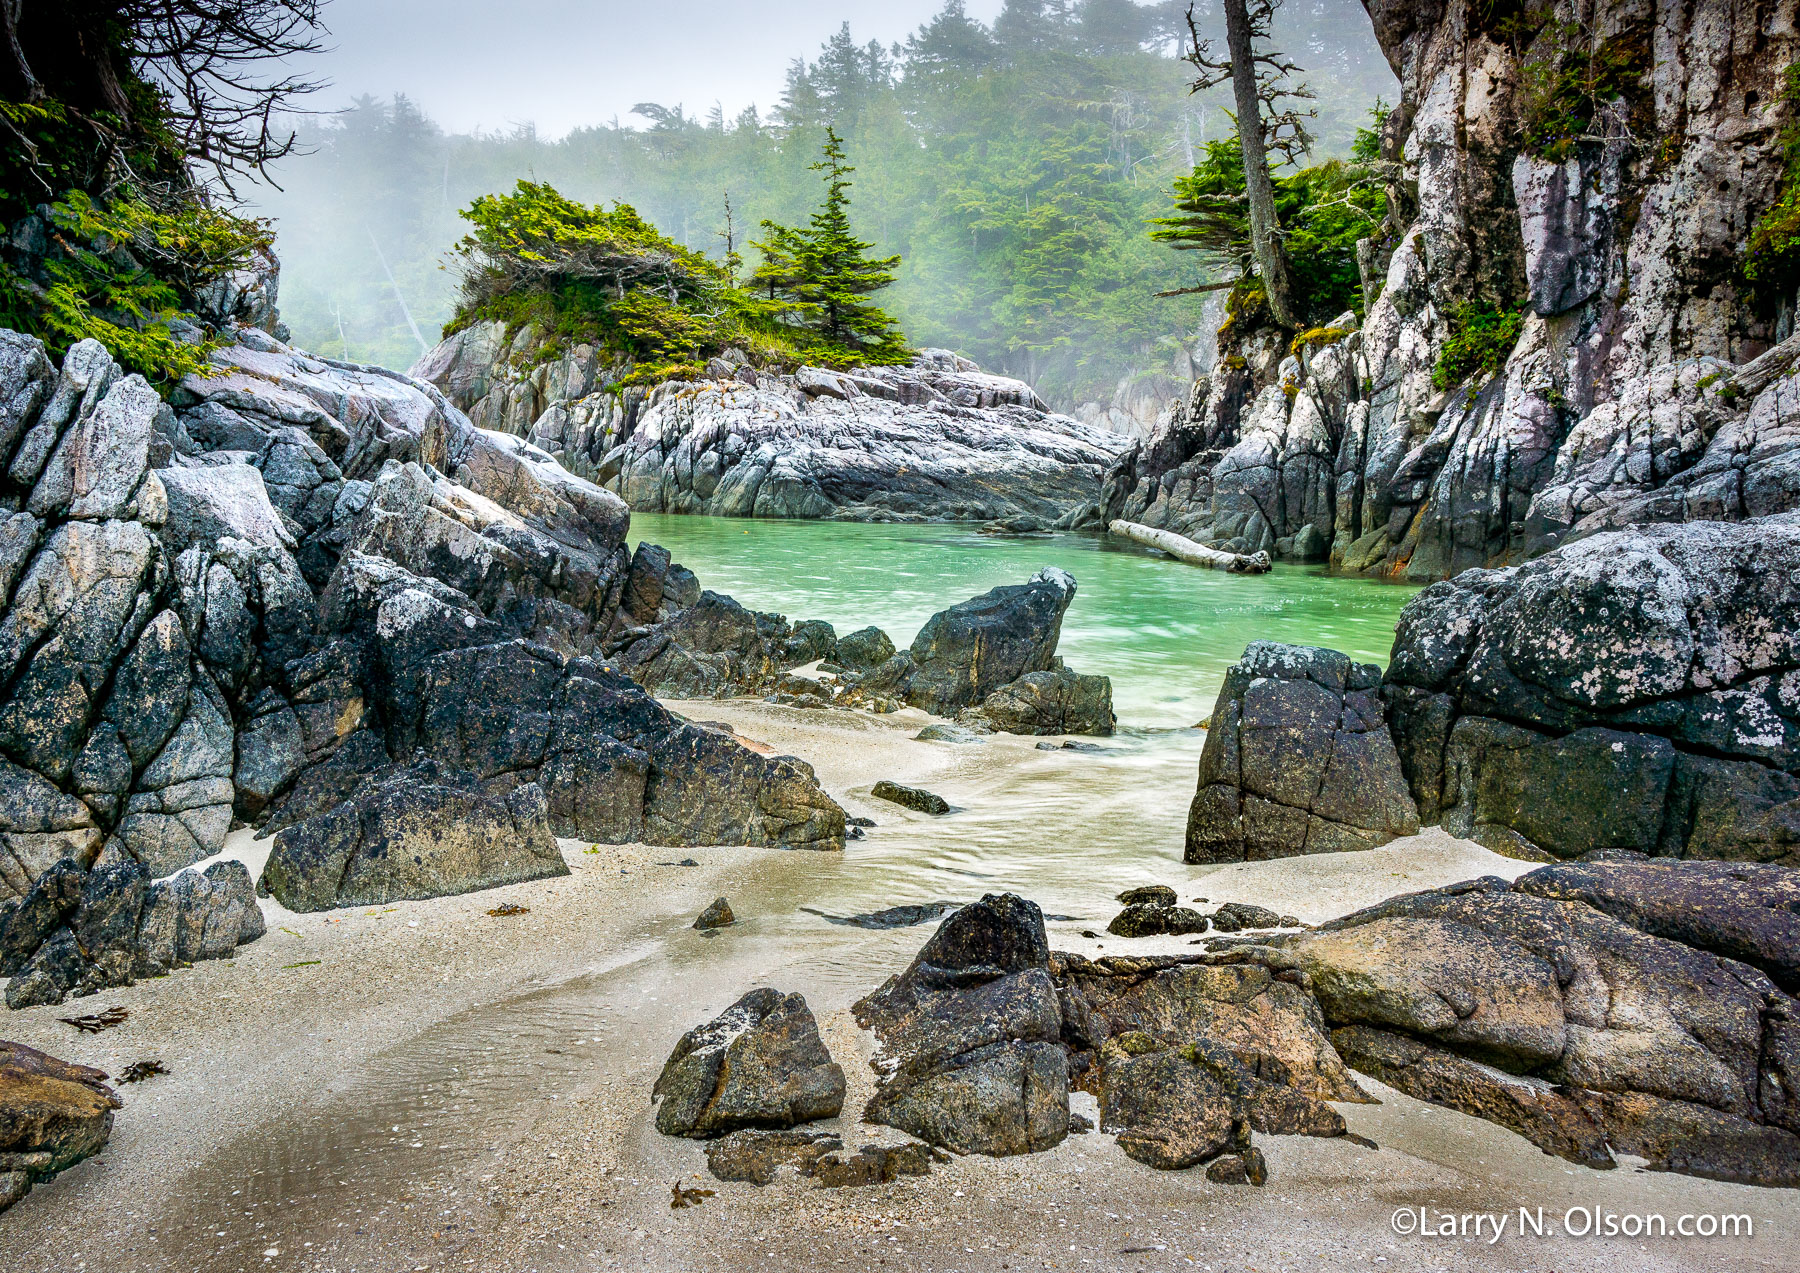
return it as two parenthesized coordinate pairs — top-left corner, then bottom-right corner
(1223, 0), (1297, 329)
(0, 0), (40, 102)
(1109, 520), (1272, 573)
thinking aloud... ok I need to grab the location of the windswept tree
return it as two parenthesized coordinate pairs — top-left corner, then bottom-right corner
(751, 127), (907, 361)
(1, 1), (328, 381)
(1180, 0), (1316, 328)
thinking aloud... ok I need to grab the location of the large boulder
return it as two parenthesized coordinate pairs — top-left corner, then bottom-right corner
(1279, 865), (1800, 1187)
(261, 759), (566, 913)
(897, 568), (1078, 716)
(653, 988), (845, 1137)
(610, 590), (835, 698)
(1382, 516), (1800, 863)
(854, 894), (1070, 1156)
(0, 1040), (120, 1214)
(1187, 643), (1419, 863)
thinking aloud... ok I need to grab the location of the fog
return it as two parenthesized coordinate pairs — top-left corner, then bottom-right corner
(306, 1), (1009, 137)
(258, 1), (1396, 410)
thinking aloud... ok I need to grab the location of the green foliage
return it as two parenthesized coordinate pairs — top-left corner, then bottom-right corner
(0, 189), (272, 387)
(1351, 100), (1389, 162)
(0, 13), (276, 385)
(446, 177), (902, 386)
(1742, 64), (1800, 305)
(1151, 131), (1387, 330)
(254, 2), (1396, 402)
(750, 129), (908, 361)
(1433, 303), (1526, 390)
(1518, 22), (1652, 162)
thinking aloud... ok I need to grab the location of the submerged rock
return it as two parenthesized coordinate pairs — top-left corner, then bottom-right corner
(805, 901), (962, 930)
(870, 781), (950, 816)
(654, 988), (845, 1138)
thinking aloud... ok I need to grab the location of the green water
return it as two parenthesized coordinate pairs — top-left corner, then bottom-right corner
(630, 514), (1421, 729)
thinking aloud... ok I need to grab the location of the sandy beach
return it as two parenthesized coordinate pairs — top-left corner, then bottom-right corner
(2, 700), (1793, 1273)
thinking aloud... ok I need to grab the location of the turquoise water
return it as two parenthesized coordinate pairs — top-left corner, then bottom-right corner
(629, 514), (1421, 729)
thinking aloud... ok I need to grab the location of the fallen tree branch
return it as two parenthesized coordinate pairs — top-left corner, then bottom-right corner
(1109, 519), (1272, 573)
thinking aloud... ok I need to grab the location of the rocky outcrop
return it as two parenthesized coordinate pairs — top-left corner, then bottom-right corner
(1, 858), (264, 1008)
(854, 894), (1070, 1157)
(1186, 643), (1419, 863)
(0, 324), (847, 1006)
(653, 988), (846, 1137)
(1280, 863), (1800, 1187)
(973, 665), (1116, 737)
(414, 334), (1130, 523)
(1107, 0), (1800, 578)
(609, 590), (835, 699)
(1189, 517), (1800, 869)
(1382, 516), (1800, 864)
(0, 1040), (120, 1214)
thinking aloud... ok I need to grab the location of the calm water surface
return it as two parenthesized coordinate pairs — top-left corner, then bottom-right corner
(630, 514), (1421, 728)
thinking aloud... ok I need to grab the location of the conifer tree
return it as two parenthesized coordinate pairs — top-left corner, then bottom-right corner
(750, 127), (908, 362)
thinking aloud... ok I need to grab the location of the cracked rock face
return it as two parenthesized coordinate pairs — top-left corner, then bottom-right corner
(854, 893), (1070, 1157)
(1105, 0), (1800, 579)
(0, 324), (847, 1008)
(1287, 865), (1800, 1187)
(414, 331), (1131, 523)
(1186, 642), (1420, 863)
(1383, 514), (1800, 864)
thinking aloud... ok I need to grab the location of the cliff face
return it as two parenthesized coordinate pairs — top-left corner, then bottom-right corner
(1112, 0), (1800, 579)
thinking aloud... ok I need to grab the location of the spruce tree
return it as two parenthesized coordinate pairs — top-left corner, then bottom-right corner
(750, 127), (908, 363)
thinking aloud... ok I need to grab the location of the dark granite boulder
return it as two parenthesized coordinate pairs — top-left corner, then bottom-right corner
(1382, 517), (1800, 863)
(871, 780), (950, 815)
(828, 626), (897, 673)
(854, 894), (1069, 1156)
(653, 988), (846, 1137)
(901, 569), (1077, 716)
(1106, 903), (1209, 937)
(1187, 643), (1419, 863)
(260, 759), (566, 913)
(1098, 1033), (1253, 1170)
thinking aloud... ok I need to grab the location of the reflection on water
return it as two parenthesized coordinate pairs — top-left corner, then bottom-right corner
(630, 515), (1420, 728)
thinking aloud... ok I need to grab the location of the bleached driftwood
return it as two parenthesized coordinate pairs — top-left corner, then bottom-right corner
(1108, 520), (1273, 574)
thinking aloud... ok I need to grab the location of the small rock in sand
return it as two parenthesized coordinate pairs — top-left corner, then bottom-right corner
(1116, 885), (1177, 907)
(693, 898), (736, 929)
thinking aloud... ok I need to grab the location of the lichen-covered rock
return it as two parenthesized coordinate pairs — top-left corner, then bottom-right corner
(415, 335), (1130, 523)
(828, 626), (896, 673)
(1186, 643), (1419, 863)
(1097, 1033), (1254, 1171)
(1383, 516), (1800, 863)
(261, 758), (564, 913)
(1106, 903), (1208, 938)
(653, 988), (846, 1137)
(1285, 867), (1800, 1186)
(855, 894), (1069, 1157)
(0, 1040), (120, 1214)
(974, 664), (1115, 737)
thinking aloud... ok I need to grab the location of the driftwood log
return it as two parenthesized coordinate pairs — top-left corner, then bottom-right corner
(1108, 520), (1273, 574)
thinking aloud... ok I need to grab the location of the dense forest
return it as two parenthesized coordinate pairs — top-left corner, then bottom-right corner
(254, 0), (1392, 408)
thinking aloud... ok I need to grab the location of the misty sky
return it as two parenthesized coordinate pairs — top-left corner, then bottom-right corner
(305, 1), (1009, 136)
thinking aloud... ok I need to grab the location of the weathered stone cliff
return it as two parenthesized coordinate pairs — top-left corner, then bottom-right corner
(414, 327), (1130, 522)
(1107, 0), (1800, 578)
(0, 320), (847, 1007)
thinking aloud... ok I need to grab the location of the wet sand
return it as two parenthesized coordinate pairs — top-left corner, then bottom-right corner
(1, 701), (1793, 1273)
